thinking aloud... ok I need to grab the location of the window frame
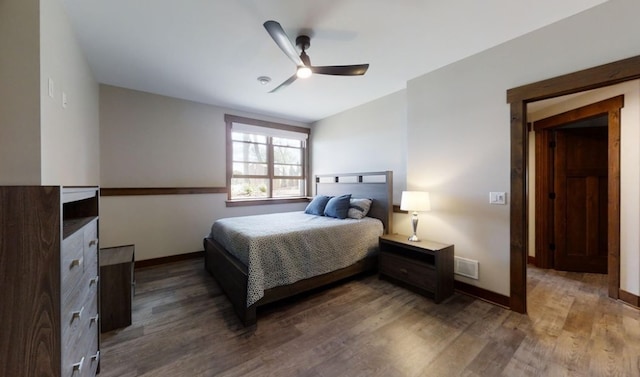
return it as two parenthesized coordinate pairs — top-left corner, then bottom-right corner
(225, 114), (310, 206)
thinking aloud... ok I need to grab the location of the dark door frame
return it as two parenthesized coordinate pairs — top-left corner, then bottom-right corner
(533, 96), (623, 273)
(507, 55), (640, 313)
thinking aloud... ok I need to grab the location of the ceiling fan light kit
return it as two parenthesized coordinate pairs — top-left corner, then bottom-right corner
(263, 20), (369, 93)
(296, 66), (312, 79)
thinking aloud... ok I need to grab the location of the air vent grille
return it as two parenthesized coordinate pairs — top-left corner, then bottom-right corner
(454, 257), (479, 280)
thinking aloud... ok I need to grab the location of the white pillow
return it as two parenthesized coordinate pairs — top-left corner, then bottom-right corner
(347, 198), (372, 219)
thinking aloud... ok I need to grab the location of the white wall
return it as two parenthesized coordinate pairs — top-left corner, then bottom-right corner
(311, 90), (407, 203)
(99, 85), (310, 260)
(40, 0), (100, 185)
(0, 0), (41, 185)
(528, 80), (640, 296)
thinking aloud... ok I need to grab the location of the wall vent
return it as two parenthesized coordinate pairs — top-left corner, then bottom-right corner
(454, 256), (479, 280)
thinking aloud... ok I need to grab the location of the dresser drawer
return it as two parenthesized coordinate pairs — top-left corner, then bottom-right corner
(83, 328), (100, 377)
(61, 272), (98, 367)
(379, 252), (436, 292)
(62, 230), (84, 292)
(83, 219), (99, 267)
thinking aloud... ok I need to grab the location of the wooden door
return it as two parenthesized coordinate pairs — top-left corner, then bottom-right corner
(553, 125), (608, 273)
(533, 96), (622, 277)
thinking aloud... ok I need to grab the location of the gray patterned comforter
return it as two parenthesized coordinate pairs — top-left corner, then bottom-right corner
(209, 211), (383, 307)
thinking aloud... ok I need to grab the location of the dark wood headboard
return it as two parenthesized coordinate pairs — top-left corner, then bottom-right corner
(315, 171), (393, 234)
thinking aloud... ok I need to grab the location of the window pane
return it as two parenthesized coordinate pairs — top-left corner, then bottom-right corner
(273, 179), (304, 197)
(273, 137), (302, 147)
(233, 162), (268, 176)
(232, 132), (267, 143)
(274, 164), (301, 177)
(230, 178), (269, 199)
(233, 141), (267, 163)
(273, 145), (301, 164)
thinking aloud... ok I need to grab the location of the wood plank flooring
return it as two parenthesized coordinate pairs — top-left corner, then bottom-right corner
(99, 258), (640, 376)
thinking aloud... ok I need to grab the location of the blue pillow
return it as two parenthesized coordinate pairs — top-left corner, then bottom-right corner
(324, 194), (352, 219)
(304, 195), (332, 216)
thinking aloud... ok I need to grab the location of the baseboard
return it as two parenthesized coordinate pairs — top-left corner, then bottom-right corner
(618, 289), (640, 309)
(135, 251), (204, 269)
(454, 280), (510, 308)
(527, 255), (536, 265)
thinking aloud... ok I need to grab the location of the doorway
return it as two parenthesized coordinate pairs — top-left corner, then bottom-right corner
(533, 96), (622, 274)
(506, 55), (640, 314)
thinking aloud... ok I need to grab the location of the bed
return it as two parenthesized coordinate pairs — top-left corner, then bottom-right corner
(203, 171), (393, 326)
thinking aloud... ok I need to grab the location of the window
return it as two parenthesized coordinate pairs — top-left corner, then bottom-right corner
(225, 114), (309, 203)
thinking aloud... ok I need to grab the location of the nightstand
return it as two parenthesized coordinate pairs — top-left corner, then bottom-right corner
(379, 234), (454, 303)
(100, 245), (135, 332)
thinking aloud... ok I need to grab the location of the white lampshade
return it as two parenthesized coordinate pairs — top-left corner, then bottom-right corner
(400, 191), (431, 212)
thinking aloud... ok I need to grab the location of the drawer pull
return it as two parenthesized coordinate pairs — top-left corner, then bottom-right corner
(70, 257), (83, 268)
(90, 313), (99, 324)
(91, 350), (100, 362)
(72, 356), (84, 373)
(90, 276), (99, 286)
(399, 268), (408, 274)
(71, 306), (84, 321)
(89, 239), (99, 247)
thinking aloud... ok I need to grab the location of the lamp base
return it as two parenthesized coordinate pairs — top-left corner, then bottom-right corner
(408, 212), (420, 242)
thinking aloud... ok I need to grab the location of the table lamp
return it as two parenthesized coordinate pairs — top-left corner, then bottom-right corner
(400, 191), (431, 241)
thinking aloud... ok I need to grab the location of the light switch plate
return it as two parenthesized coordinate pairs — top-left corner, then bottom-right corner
(489, 192), (506, 205)
(48, 78), (54, 98)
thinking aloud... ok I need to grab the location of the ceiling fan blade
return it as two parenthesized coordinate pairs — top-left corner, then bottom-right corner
(269, 74), (298, 93)
(311, 64), (369, 76)
(263, 20), (304, 67)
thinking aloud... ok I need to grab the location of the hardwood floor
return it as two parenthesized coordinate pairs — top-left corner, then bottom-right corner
(99, 258), (640, 376)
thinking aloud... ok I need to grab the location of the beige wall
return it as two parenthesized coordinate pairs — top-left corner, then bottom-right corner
(0, 0), (41, 184)
(528, 80), (640, 296)
(314, 0), (640, 297)
(408, 0), (640, 297)
(0, 0), (98, 186)
(99, 85), (310, 260)
(311, 90), (407, 203)
(40, 0), (100, 185)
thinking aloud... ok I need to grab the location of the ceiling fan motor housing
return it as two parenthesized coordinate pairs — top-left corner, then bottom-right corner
(295, 35), (311, 51)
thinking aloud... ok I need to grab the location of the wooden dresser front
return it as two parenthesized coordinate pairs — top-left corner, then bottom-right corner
(62, 217), (100, 376)
(0, 186), (100, 377)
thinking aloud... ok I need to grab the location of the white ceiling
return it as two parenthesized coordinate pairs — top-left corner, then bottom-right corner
(61, 0), (607, 123)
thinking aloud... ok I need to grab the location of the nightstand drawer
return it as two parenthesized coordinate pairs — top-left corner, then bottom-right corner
(379, 252), (436, 292)
(379, 234), (454, 303)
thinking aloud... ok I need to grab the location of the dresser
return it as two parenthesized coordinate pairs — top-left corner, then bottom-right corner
(0, 186), (100, 377)
(379, 233), (454, 303)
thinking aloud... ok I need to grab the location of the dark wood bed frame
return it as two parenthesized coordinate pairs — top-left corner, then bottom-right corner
(204, 171), (393, 326)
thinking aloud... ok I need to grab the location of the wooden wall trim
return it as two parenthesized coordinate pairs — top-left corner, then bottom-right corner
(509, 101), (528, 314)
(455, 281), (510, 308)
(392, 204), (407, 213)
(527, 255), (536, 265)
(507, 55), (640, 103)
(135, 251), (204, 269)
(100, 187), (227, 196)
(618, 289), (640, 309)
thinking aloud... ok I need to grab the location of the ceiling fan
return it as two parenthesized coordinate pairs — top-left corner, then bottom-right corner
(263, 20), (369, 93)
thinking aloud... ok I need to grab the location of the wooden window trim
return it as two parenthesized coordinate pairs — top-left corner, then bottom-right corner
(224, 114), (310, 206)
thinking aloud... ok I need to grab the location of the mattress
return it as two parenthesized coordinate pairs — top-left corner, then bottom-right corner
(209, 211), (383, 307)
